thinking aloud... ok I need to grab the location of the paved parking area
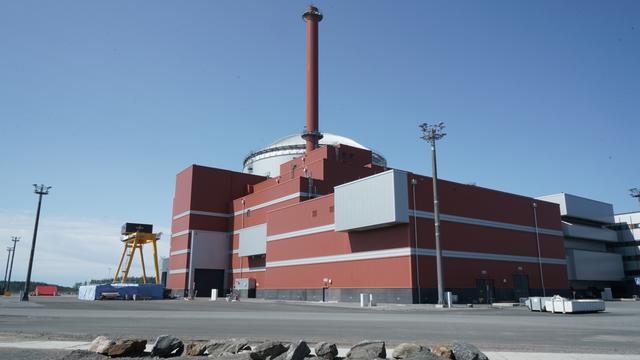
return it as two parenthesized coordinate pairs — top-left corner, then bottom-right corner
(0, 296), (639, 354)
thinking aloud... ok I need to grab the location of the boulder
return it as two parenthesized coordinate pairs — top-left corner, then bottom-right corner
(346, 340), (386, 360)
(314, 342), (338, 360)
(431, 345), (454, 360)
(392, 343), (427, 359)
(106, 339), (147, 357)
(207, 339), (251, 357)
(151, 335), (184, 357)
(88, 336), (114, 355)
(451, 342), (489, 360)
(252, 341), (289, 360)
(186, 341), (208, 356)
(272, 340), (311, 360)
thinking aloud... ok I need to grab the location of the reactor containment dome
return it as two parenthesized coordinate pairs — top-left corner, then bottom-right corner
(243, 133), (387, 177)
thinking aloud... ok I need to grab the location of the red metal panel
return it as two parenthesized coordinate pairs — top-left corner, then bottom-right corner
(267, 195), (334, 236)
(170, 234), (189, 252)
(265, 256), (413, 289)
(168, 273), (187, 290)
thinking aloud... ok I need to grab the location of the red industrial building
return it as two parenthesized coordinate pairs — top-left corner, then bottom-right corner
(167, 6), (569, 304)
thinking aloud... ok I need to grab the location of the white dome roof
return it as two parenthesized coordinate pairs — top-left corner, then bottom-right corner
(243, 132), (387, 177)
(268, 133), (371, 150)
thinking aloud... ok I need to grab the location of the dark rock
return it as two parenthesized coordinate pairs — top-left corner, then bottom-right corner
(431, 345), (454, 360)
(451, 342), (489, 360)
(88, 336), (115, 355)
(219, 352), (262, 360)
(151, 335), (184, 358)
(314, 342), (338, 360)
(346, 340), (386, 360)
(253, 341), (289, 360)
(106, 339), (147, 357)
(392, 343), (427, 359)
(272, 340), (311, 360)
(186, 341), (208, 356)
(207, 339), (251, 357)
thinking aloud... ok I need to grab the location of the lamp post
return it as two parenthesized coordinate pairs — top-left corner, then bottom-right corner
(7, 236), (20, 292)
(531, 202), (546, 296)
(21, 184), (51, 302)
(3, 247), (11, 291)
(419, 122), (446, 305)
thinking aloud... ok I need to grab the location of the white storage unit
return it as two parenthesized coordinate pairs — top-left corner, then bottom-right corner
(544, 296), (605, 313)
(334, 169), (409, 232)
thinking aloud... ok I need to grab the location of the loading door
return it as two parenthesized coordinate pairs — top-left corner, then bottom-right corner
(512, 274), (530, 300)
(194, 269), (225, 298)
(475, 279), (495, 304)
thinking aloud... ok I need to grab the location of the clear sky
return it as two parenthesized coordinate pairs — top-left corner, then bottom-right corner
(0, 1), (638, 286)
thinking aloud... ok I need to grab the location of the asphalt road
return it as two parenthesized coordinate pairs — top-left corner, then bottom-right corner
(1, 296), (639, 354)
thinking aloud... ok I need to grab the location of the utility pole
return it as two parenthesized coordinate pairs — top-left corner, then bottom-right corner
(3, 247), (11, 292)
(7, 236), (20, 293)
(21, 184), (51, 302)
(419, 122), (446, 305)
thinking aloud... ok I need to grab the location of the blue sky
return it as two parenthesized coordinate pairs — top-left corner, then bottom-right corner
(0, 1), (638, 285)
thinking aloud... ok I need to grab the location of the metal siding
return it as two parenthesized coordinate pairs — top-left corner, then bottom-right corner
(562, 222), (618, 242)
(238, 224), (267, 256)
(568, 249), (624, 281)
(538, 193), (614, 223)
(334, 170), (409, 231)
(191, 230), (230, 269)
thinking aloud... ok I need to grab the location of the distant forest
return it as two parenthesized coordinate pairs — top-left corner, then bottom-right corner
(0, 276), (151, 295)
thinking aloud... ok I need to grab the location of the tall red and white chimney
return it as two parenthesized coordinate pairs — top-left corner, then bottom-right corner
(302, 6), (323, 154)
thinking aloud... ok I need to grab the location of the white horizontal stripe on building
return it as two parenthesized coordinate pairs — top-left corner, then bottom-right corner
(267, 247), (567, 269)
(233, 192), (318, 216)
(169, 268), (188, 274)
(170, 249), (190, 256)
(171, 229), (189, 238)
(267, 224), (336, 242)
(231, 267), (266, 273)
(410, 210), (564, 237)
(173, 210), (232, 220)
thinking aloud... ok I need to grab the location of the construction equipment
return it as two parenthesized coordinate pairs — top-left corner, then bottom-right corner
(113, 223), (162, 284)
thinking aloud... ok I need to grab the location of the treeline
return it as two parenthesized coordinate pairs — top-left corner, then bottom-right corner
(0, 281), (76, 294)
(72, 276), (150, 289)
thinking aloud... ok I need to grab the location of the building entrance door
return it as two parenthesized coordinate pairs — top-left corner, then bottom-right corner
(194, 269), (224, 298)
(512, 274), (530, 300)
(476, 279), (495, 304)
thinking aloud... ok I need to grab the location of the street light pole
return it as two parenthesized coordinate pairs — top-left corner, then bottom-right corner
(419, 122), (446, 305)
(3, 247), (11, 291)
(7, 236), (20, 293)
(21, 184), (51, 302)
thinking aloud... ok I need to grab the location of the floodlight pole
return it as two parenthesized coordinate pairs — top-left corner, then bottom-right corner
(3, 247), (11, 291)
(419, 122), (446, 305)
(21, 184), (51, 302)
(7, 236), (20, 292)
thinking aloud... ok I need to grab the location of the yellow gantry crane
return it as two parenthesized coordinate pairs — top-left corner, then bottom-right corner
(113, 223), (162, 284)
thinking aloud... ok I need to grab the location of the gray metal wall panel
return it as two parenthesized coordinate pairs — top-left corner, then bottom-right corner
(562, 222), (617, 242)
(537, 193), (614, 223)
(192, 230), (230, 269)
(238, 224), (267, 256)
(568, 249), (624, 281)
(334, 170), (409, 232)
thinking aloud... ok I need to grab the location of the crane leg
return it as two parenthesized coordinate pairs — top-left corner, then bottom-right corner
(122, 238), (137, 283)
(139, 245), (147, 284)
(152, 239), (160, 285)
(114, 242), (128, 283)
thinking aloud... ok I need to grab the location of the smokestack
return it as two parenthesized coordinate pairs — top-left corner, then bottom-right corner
(302, 5), (323, 154)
